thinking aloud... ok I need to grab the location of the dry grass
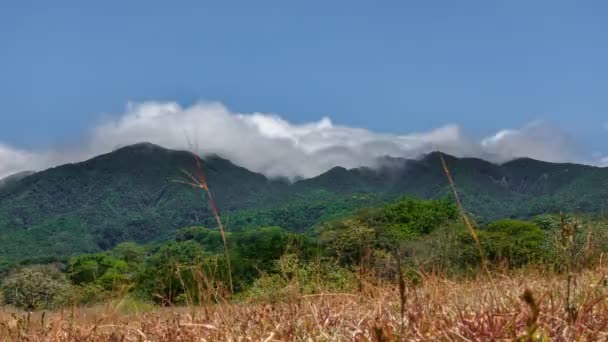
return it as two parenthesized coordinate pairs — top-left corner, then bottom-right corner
(2, 267), (608, 341)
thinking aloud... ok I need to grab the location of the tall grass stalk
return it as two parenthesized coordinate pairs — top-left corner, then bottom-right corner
(174, 152), (234, 295)
(438, 153), (496, 290)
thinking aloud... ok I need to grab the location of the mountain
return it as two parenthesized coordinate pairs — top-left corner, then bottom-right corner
(1, 143), (607, 264)
(0, 171), (35, 188)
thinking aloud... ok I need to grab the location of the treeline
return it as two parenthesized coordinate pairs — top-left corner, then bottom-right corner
(2, 197), (607, 310)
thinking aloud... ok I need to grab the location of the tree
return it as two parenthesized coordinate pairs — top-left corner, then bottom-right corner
(480, 219), (548, 267)
(110, 242), (145, 264)
(318, 218), (376, 264)
(380, 197), (459, 238)
(68, 253), (129, 290)
(137, 241), (205, 304)
(1, 265), (70, 310)
(318, 197), (459, 264)
(231, 227), (295, 268)
(229, 226), (314, 288)
(175, 226), (225, 252)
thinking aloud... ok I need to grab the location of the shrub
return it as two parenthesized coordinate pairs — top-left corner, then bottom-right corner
(113, 295), (155, 315)
(176, 227), (225, 252)
(244, 254), (357, 303)
(68, 253), (129, 290)
(137, 240), (206, 304)
(1, 265), (70, 310)
(245, 273), (292, 303)
(110, 242), (145, 265)
(318, 197), (459, 264)
(381, 197), (459, 238)
(481, 219), (548, 266)
(438, 220), (550, 271)
(318, 218), (376, 264)
(73, 283), (109, 305)
(532, 214), (561, 231)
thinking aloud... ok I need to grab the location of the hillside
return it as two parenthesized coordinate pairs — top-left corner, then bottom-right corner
(1, 143), (607, 264)
(0, 171), (35, 188)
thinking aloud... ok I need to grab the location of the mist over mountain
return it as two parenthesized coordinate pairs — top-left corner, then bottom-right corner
(0, 102), (598, 181)
(0, 142), (607, 265)
(0, 171), (35, 188)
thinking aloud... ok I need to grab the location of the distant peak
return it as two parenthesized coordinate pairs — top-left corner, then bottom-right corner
(420, 151), (457, 162)
(327, 166), (348, 172)
(115, 142), (167, 152)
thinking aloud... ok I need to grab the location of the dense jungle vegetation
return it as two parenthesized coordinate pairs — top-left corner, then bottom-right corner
(2, 143), (608, 270)
(2, 145), (608, 340)
(2, 196), (606, 310)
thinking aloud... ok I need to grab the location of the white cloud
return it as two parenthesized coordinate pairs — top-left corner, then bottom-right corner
(0, 144), (36, 180)
(480, 121), (580, 163)
(0, 102), (598, 180)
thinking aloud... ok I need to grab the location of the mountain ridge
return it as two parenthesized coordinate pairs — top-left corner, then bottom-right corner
(1, 142), (607, 265)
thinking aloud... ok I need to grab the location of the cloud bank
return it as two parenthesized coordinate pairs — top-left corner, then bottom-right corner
(0, 102), (594, 180)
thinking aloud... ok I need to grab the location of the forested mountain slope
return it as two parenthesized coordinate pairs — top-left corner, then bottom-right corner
(1, 143), (607, 264)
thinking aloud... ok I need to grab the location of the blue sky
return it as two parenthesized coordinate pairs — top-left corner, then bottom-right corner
(1, 1), (608, 177)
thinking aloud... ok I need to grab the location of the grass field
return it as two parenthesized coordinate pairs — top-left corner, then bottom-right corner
(2, 265), (608, 341)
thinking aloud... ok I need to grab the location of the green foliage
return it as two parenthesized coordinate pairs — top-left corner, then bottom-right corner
(109, 242), (145, 265)
(3, 207), (608, 310)
(1, 265), (70, 310)
(68, 253), (129, 290)
(173, 225), (316, 290)
(440, 219), (550, 270)
(112, 295), (155, 315)
(394, 222), (471, 275)
(532, 214), (562, 231)
(230, 226), (310, 270)
(73, 283), (108, 305)
(3, 144), (608, 310)
(136, 240), (205, 304)
(244, 254), (357, 303)
(4, 144), (608, 266)
(319, 197), (458, 263)
(381, 197), (459, 238)
(231, 227), (290, 261)
(318, 218), (376, 263)
(243, 274), (288, 303)
(480, 219), (549, 266)
(175, 226), (226, 253)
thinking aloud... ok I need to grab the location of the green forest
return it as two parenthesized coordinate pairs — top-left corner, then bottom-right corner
(2, 196), (606, 311)
(2, 143), (608, 270)
(2, 144), (608, 311)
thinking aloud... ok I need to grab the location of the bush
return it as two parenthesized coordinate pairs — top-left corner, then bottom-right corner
(318, 197), (459, 264)
(244, 254), (357, 303)
(73, 283), (109, 306)
(381, 197), (459, 238)
(175, 226), (225, 252)
(113, 295), (155, 315)
(318, 218), (376, 264)
(1, 265), (70, 310)
(68, 253), (129, 290)
(481, 219), (548, 266)
(110, 242), (145, 265)
(448, 219), (549, 269)
(137, 240), (206, 304)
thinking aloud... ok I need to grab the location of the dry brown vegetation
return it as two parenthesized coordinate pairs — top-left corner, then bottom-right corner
(2, 265), (608, 341)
